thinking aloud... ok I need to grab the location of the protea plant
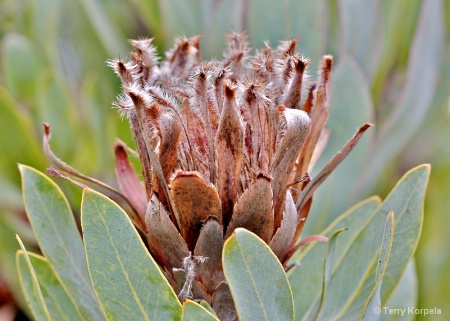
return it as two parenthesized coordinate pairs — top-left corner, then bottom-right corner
(41, 33), (373, 319)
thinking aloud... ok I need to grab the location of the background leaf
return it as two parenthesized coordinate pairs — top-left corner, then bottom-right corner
(81, 188), (182, 321)
(338, 0), (383, 80)
(359, 0), (445, 192)
(19, 165), (105, 321)
(0, 89), (45, 186)
(223, 228), (294, 321)
(17, 252), (81, 321)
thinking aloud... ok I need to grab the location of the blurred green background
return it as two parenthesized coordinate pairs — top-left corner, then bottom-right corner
(0, 0), (448, 320)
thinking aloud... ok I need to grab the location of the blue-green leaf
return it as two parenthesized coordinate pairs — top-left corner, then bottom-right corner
(19, 165), (105, 320)
(290, 197), (381, 319)
(17, 251), (81, 321)
(81, 188), (182, 321)
(16, 237), (51, 321)
(181, 300), (219, 321)
(360, 0), (444, 190)
(361, 211), (395, 321)
(318, 165), (429, 320)
(223, 228), (294, 321)
(304, 228), (347, 321)
(338, 0), (382, 79)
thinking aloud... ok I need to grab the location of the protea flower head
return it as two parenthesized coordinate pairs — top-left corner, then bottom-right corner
(44, 32), (371, 320)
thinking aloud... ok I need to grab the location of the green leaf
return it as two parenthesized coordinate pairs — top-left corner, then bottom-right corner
(0, 88), (45, 185)
(81, 188), (182, 321)
(304, 55), (374, 235)
(127, 0), (161, 38)
(360, 0), (445, 190)
(361, 212), (395, 321)
(17, 251), (82, 321)
(0, 211), (30, 313)
(200, 300), (218, 317)
(201, 0), (241, 57)
(317, 165), (429, 320)
(223, 228), (294, 321)
(379, 261), (417, 321)
(290, 197), (381, 319)
(16, 236), (51, 321)
(0, 33), (39, 100)
(19, 165), (105, 321)
(158, 0), (203, 50)
(291, 165), (428, 320)
(77, 0), (128, 56)
(304, 228), (347, 321)
(338, 0), (382, 79)
(181, 300), (219, 321)
(371, 0), (421, 102)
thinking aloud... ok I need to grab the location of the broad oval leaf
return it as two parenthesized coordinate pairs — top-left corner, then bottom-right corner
(19, 165), (105, 321)
(17, 251), (81, 321)
(223, 228), (294, 321)
(181, 300), (219, 321)
(81, 188), (182, 321)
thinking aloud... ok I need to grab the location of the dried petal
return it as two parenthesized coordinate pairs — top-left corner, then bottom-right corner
(269, 192), (298, 261)
(127, 88), (180, 225)
(163, 35), (202, 77)
(285, 234), (329, 264)
(224, 32), (249, 81)
(43, 123), (146, 231)
(170, 171), (222, 251)
(148, 101), (181, 185)
(107, 59), (136, 85)
(270, 107), (311, 232)
(296, 123), (373, 211)
(282, 56), (309, 109)
(194, 218), (225, 294)
(287, 194), (313, 258)
(145, 196), (189, 271)
(172, 269), (210, 303)
(225, 174), (274, 243)
(128, 111), (154, 198)
(216, 83), (244, 228)
(128, 38), (159, 83)
(308, 128), (331, 173)
(114, 141), (147, 223)
(211, 282), (237, 321)
(190, 67), (217, 183)
(296, 55), (333, 176)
